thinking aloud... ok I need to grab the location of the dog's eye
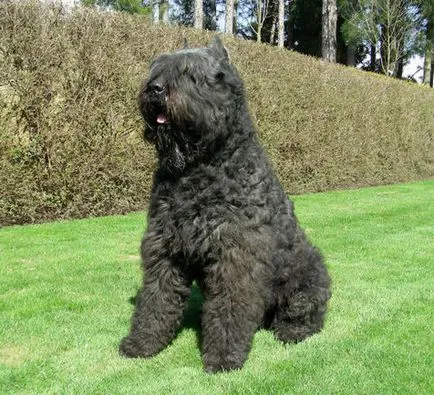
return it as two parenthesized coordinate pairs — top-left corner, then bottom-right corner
(190, 75), (197, 84)
(215, 72), (225, 82)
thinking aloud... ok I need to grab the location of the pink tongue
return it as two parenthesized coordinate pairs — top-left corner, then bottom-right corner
(157, 114), (168, 124)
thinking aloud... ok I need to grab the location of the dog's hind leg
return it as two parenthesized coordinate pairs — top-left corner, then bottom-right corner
(272, 236), (331, 344)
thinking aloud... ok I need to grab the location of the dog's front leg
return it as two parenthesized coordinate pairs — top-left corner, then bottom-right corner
(200, 254), (265, 373)
(119, 255), (191, 359)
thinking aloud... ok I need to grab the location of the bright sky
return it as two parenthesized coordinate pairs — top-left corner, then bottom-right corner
(405, 55), (424, 82)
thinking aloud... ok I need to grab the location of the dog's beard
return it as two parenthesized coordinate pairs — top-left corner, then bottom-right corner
(156, 125), (186, 173)
(144, 124), (187, 173)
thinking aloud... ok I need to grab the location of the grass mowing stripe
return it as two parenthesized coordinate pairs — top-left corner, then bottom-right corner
(0, 180), (433, 394)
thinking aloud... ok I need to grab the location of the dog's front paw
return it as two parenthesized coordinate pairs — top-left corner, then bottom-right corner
(203, 353), (245, 373)
(119, 335), (158, 358)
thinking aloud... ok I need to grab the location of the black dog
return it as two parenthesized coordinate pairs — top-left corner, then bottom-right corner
(119, 37), (331, 373)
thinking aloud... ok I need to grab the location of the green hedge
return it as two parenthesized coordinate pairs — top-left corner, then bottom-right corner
(1, 1), (433, 225)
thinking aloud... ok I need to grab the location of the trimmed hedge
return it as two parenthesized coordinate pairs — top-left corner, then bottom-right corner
(1, 1), (433, 225)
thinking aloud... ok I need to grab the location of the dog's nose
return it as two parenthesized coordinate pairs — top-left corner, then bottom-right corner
(150, 82), (165, 95)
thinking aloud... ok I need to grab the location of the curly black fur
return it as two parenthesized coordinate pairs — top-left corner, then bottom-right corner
(119, 37), (331, 373)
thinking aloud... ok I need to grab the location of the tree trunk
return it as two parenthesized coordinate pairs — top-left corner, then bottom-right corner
(423, 21), (433, 86)
(431, 27), (434, 87)
(380, 23), (388, 74)
(278, 0), (285, 48)
(270, 16), (277, 44)
(162, 0), (169, 23)
(431, 60), (434, 87)
(286, 2), (294, 50)
(394, 1), (406, 79)
(396, 58), (404, 79)
(321, 0), (337, 62)
(395, 34), (405, 79)
(423, 48), (432, 84)
(370, 43), (376, 71)
(234, 0), (238, 34)
(194, 0), (203, 29)
(153, 0), (160, 22)
(256, 0), (263, 43)
(225, 0), (234, 34)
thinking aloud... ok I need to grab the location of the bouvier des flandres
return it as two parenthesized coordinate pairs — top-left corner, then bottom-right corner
(119, 37), (331, 373)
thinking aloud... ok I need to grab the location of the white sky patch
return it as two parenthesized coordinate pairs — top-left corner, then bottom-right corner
(404, 55), (424, 83)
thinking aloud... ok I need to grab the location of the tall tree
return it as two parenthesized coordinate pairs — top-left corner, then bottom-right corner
(277, 0), (285, 48)
(379, 0), (407, 76)
(153, 0), (160, 21)
(234, 0), (283, 43)
(161, 0), (219, 29)
(162, 1), (170, 22)
(341, 0), (420, 76)
(153, 0), (169, 22)
(278, 0), (285, 47)
(205, 0), (217, 30)
(234, 0), (240, 33)
(226, 0), (235, 33)
(423, 21), (434, 85)
(286, 0), (296, 49)
(322, 0), (338, 61)
(263, 0), (279, 43)
(422, 0), (434, 85)
(255, 0), (271, 42)
(194, 0), (203, 28)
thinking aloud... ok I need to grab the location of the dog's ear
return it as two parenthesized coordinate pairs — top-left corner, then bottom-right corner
(183, 38), (189, 49)
(210, 36), (230, 62)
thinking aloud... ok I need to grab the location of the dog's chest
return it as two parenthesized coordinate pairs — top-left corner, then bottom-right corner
(152, 174), (242, 263)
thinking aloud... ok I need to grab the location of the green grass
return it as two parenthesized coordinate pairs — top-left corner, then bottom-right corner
(1, 180), (433, 394)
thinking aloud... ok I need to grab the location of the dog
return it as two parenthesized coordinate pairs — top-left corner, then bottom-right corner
(119, 37), (331, 373)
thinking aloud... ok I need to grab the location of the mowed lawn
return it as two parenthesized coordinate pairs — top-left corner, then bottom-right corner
(1, 180), (433, 394)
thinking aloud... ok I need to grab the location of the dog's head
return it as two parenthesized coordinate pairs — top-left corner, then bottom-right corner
(139, 37), (244, 174)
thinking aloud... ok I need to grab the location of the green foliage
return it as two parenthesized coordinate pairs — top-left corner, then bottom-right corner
(422, 0), (434, 18)
(0, 1), (433, 225)
(1, 181), (433, 393)
(82, 0), (152, 15)
(116, 0), (152, 14)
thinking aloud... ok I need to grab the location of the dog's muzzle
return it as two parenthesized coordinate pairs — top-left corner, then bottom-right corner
(147, 82), (170, 125)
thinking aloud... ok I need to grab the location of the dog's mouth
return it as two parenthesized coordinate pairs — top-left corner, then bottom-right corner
(156, 113), (169, 125)
(147, 101), (170, 126)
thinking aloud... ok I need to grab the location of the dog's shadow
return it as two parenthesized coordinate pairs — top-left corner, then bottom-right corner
(128, 284), (204, 349)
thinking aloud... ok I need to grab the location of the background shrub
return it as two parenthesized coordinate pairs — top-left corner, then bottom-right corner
(1, 1), (433, 225)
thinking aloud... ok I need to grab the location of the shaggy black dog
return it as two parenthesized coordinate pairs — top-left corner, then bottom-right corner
(119, 37), (331, 373)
